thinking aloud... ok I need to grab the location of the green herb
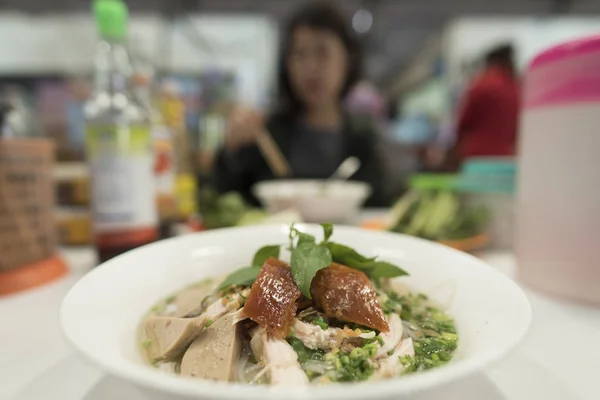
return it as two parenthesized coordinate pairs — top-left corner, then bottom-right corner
(165, 295), (176, 304)
(313, 316), (329, 330)
(326, 242), (407, 279)
(141, 339), (152, 349)
(150, 305), (161, 313)
(364, 261), (408, 279)
(287, 337), (325, 364)
(325, 242), (374, 270)
(324, 343), (375, 382)
(378, 287), (459, 375)
(217, 266), (261, 291)
(363, 342), (378, 357)
(290, 243), (332, 298)
(297, 231), (316, 246)
(205, 319), (214, 327)
(320, 223), (334, 242)
(288, 222), (297, 249)
(414, 337), (457, 356)
(251, 245), (281, 267)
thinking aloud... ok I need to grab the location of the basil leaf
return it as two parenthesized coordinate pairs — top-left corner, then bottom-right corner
(320, 223), (334, 242)
(252, 245), (281, 267)
(364, 261), (408, 279)
(291, 243), (332, 298)
(218, 266), (261, 291)
(297, 231), (316, 247)
(325, 242), (375, 270)
(288, 223), (297, 249)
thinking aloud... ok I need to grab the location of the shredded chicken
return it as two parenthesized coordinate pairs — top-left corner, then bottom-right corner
(250, 327), (308, 386)
(293, 319), (368, 351)
(373, 338), (415, 379)
(375, 314), (404, 358)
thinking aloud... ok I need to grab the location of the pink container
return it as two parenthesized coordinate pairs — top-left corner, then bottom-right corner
(517, 35), (600, 305)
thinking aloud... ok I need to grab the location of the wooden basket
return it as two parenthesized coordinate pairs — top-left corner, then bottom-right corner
(0, 139), (56, 271)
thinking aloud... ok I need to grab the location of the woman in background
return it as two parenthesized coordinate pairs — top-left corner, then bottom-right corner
(451, 44), (520, 165)
(213, 1), (387, 206)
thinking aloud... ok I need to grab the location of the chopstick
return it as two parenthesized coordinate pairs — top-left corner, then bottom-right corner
(255, 128), (292, 178)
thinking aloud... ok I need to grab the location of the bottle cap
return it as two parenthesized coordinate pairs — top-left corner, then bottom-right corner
(93, 0), (128, 40)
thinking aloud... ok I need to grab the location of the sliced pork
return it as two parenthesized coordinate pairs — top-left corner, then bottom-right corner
(311, 263), (389, 332)
(180, 313), (242, 381)
(243, 258), (302, 339)
(144, 293), (243, 361)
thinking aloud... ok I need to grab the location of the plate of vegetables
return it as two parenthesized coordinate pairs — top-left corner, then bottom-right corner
(362, 175), (490, 252)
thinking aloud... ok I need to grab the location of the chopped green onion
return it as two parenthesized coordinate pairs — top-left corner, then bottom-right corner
(313, 316), (329, 330)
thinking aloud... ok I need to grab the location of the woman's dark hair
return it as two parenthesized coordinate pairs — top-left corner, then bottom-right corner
(485, 43), (515, 67)
(277, 1), (362, 115)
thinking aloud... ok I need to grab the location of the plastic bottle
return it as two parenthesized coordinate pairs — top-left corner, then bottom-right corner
(85, 0), (158, 263)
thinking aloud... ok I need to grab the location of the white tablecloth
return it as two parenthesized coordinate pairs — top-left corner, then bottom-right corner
(1, 247), (599, 400)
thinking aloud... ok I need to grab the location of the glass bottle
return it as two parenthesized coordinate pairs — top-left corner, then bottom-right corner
(85, 0), (158, 263)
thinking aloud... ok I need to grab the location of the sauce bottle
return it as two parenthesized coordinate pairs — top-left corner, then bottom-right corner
(85, 0), (158, 262)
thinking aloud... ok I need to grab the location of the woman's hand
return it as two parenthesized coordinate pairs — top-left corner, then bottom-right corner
(224, 106), (264, 152)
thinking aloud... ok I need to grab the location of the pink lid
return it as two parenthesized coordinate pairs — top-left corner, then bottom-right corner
(529, 34), (600, 70)
(524, 34), (600, 109)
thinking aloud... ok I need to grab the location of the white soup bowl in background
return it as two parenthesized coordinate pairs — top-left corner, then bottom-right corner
(253, 180), (371, 223)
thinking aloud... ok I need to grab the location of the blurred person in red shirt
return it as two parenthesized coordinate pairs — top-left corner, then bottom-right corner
(450, 44), (520, 165)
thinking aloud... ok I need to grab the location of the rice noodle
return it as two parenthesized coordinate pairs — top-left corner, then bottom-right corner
(237, 351), (250, 382)
(249, 364), (269, 384)
(156, 361), (177, 374)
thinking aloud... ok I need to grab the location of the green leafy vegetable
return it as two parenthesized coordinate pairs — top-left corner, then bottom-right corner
(290, 243), (332, 298)
(296, 231), (316, 246)
(325, 242), (374, 270)
(287, 337), (325, 364)
(217, 266), (260, 291)
(313, 316), (329, 330)
(251, 245), (281, 267)
(326, 242), (407, 279)
(320, 223), (334, 242)
(364, 261), (408, 279)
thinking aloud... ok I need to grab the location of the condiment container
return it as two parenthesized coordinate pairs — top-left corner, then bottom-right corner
(516, 35), (600, 305)
(0, 138), (67, 295)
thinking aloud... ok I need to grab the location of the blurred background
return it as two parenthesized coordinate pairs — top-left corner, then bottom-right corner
(1, 0), (600, 291)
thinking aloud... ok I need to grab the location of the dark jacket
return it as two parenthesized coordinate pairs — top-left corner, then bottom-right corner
(212, 112), (388, 207)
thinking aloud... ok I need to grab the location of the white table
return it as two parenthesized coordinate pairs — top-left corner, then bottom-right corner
(1, 247), (599, 400)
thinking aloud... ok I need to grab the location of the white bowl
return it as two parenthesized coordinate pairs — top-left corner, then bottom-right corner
(253, 180), (371, 223)
(60, 225), (531, 400)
